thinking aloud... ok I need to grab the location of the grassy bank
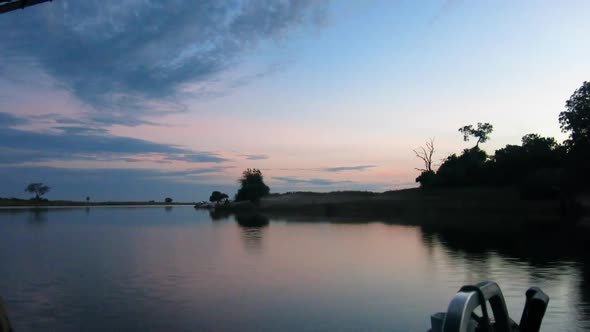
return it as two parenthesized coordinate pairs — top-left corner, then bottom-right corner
(0, 198), (194, 207)
(217, 187), (582, 229)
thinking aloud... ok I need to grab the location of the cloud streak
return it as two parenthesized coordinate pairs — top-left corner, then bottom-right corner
(241, 154), (269, 160)
(273, 176), (352, 186)
(0, 112), (30, 126)
(0, 112), (227, 164)
(277, 165), (378, 172)
(321, 165), (376, 172)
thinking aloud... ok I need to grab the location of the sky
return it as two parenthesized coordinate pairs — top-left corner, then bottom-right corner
(0, 0), (589, 201)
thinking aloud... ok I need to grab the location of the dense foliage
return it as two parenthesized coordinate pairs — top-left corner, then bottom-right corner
(416, 133), (567, 194)
(209, 191), (229, 204)
(416, 81), (590, 195)
(560, 81), (590, 148)
(235, 168), (270, 202)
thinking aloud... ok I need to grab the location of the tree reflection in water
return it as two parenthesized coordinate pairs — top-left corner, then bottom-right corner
(208, 209), (232, 221)
(27, 209), (48, 224)
(235, 214), (269, 253)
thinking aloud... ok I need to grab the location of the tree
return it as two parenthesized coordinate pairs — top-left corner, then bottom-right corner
(492, 134), (563, 183)
(235, 168), (270, 202)
(435, 147), (489, 186)
(559, 82), (590, 192)
(559, 81), (590, 148)
(415, 170), (437, 188)
(25, 183), (50, 200)
(209, 191), (228, 205)
(458, 122), (493, 148)
(164, 197), (173, 204)
(521, 134), (557, 153)
(413, 138), (436, 172)
(491, 144), (525, 185)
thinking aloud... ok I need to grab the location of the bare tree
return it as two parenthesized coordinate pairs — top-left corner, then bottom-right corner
(413, 138), (435, 172)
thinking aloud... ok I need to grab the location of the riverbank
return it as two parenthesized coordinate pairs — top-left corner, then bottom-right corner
(216, 187), (585, 229)
(0, 198), (194, 207)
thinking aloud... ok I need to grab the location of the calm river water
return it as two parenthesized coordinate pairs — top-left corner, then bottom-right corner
(0, 206), (588, 331)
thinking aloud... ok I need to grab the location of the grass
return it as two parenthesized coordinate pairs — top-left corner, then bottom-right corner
(221, 187), (579, 229)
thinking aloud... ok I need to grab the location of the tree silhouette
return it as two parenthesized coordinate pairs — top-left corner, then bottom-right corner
(209, 191), (228, 205)
(560, 81), (590, 148)
(413, 138), (436, 172)
(25, 183), (50, 200)
(164, 197), (173, 204)
(459, 122), (493, 148)
(491, 133), (564, 186)
(235, 168), (270, 202)
(435, 147), (489, 186)
(559, 81), (590, 191)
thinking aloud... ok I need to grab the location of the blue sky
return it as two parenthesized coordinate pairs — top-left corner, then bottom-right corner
(0, 1), (588, 201)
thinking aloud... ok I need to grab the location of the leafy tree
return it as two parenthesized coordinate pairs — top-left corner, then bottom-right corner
(435, 147), (489, 186)
(490, 144), (525, 184)
(458, 122), (493, 148)
(559, 81), (590, 148)
(415, 170), (437, 188)
(521, 134), (557, 152)
(25, 183), (50, 200)
(521, 134), (564, 167)
(209, 191), (229, 205)
(164, 197), (173, 203)
(235, 168), (270, 202)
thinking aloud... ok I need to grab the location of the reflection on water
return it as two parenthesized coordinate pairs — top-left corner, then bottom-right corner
(236, 214), (269, 253)
(420, 225), (590, 330)
(235, 214), (269, 228)
(209, 209), (231, 221)
(27, 209), (48, 224)
(0, 207), (588, 331)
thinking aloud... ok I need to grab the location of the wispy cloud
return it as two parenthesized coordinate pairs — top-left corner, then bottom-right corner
(321, 165), (376, 172)
(0, 112), (227, 165)
(429, 0), (463, 25)
(0, 112), (30, 126)
(0, 0), (329, 125)
(162, 167), (235, 177)
(277, 165), (377, 172)
(273, 176), (352, 186)
(241, 154), (269, 160)
(166, 153), (230, 164)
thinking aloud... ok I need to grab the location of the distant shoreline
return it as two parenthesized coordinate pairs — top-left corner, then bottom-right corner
(0, 199), (195, 208)
(3, 188), (587, 229)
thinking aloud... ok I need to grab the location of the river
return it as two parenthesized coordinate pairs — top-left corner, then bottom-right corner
(0, 206), (588, 331)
